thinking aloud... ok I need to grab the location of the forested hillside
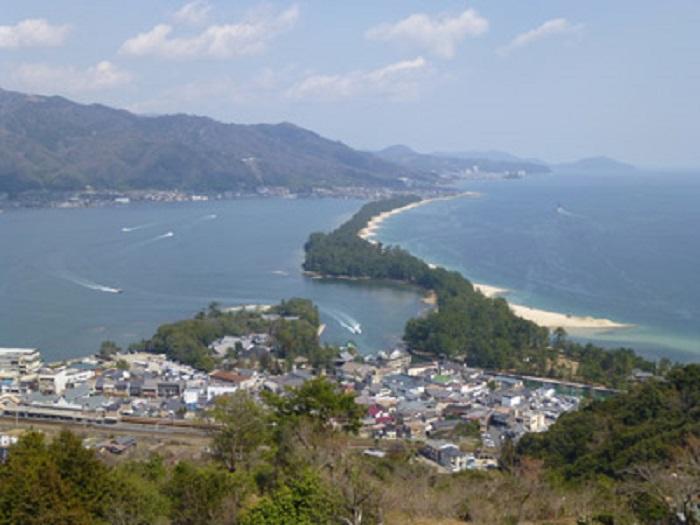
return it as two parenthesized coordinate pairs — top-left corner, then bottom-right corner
(0, 88), (427, 196)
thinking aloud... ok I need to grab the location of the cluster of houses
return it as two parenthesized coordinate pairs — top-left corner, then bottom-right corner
(333, 347), (581, 472)
(0, 344), (582, 471)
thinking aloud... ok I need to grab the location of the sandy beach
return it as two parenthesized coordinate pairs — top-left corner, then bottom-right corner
(358, 192), (480, 244)
(358, 195), (632, 331)
(473, 284), (631, 329)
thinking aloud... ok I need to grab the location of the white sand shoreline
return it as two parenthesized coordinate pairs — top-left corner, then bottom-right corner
(358, 194), (632, 331)
(473, 284), (631, 330)
(357, 192), (480, 245)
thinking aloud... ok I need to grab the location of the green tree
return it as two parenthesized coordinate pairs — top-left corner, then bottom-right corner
(264, 377), (365, 434)
(208, 391), (271, 472)
(0, 431), (91, 525)
(239, 470), (337, 525)
(166, 462), (240, 525)
(99, 340), (121, 360)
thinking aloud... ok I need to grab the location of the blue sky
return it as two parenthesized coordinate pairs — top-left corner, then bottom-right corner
(1, 1), (699, 167)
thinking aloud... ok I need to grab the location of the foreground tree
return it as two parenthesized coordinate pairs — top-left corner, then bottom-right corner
(207, 390), (271, 472)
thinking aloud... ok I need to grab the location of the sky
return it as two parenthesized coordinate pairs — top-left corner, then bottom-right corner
(1, 1), (699, 168)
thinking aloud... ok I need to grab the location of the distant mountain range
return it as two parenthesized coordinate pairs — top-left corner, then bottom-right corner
(0, 88), (430, 196)
(374, 145), (551, 176)
(376, 145), (638, 177)
(0, 87), (638, 199)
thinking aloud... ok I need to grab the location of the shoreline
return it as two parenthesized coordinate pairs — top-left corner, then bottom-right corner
(357, 192), (480, 245)
(473, 284), (631, 330)
(359, 195), (632, 332)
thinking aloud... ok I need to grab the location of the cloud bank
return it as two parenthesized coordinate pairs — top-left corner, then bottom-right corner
(499, 18), (581, 56)
(366, 9), (488, 59)
(287, 57), (429, 101)
(121, 4), (299, 59)
(0, 18), (70, 49)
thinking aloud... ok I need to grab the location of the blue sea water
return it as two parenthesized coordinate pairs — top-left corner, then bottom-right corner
(375, 171), (700, 362)
(2, 172), (698, 363)
(0, 199), (426, 361)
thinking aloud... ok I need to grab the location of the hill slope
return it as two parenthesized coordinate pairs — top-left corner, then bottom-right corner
(0, 88), (426, 196)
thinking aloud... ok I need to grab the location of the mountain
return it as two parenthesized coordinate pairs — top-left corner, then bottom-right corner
(433, 149), (546, 165)
(0, 88), (428, 196)
(375, 144), (550, 176)
(554, 156), (637, 173)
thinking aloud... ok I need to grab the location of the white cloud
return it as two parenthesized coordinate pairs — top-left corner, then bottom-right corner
(172, 1), (212, 26)
(121, 4), (299, 59)
(12, 61), (133, 93)
(287, 57), (429, 101)
(366, 9), (488, 59)
(498, 18), (582, 56)
(0, 18), (70, 49)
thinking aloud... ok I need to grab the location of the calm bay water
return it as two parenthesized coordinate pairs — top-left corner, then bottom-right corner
(0, 199), (426, 361)
(376, 171), (700, 362)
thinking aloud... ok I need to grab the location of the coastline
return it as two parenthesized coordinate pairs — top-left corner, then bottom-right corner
(359, 195), (632, 332)
(358, 192), (480, 245)
(474, 284), (631, 330)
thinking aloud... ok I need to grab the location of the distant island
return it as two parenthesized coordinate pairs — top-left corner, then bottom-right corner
(554, 155), (637, 173)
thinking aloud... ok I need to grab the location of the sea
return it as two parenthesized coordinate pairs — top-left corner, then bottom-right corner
(1, 170), (698, 363)
(0, 198), (427, 362)
(376, 171), (700, 362)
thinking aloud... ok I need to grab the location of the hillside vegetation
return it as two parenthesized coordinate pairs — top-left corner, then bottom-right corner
(0, 88), (426, 196)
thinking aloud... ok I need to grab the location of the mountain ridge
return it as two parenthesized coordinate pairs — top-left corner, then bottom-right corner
(0, 87), (429, 197)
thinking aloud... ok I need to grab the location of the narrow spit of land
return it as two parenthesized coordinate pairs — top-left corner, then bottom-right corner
(303, 194), (655, 388)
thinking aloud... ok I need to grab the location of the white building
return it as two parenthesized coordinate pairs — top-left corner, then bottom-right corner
(38, 367), (96, 395)
(0, 348), (42, 376)
(206, 384), (238, 401)
(521, 411), (548, 433)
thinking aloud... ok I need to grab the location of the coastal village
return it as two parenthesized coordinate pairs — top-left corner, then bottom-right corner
(0, 338), (583, 473)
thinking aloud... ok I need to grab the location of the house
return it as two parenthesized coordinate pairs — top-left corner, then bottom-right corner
(420, 440), (471, 472)
(501, 392), (522, 408)
(157, 381), (182, 398)
(206, 384), (238, 401)
(520, 411), (547, 433)
(209, 370), (257, 390)
(337, 361), (375, 383)
(407, 362), (438, 377)
(438, 444), (471, 472)
(379, 347), (412, 371)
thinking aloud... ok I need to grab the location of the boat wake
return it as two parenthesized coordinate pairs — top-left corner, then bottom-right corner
(154, 231), (175, 241)
(271, 270), (289, 276)
(121, 223), (154, 233)
(66, 276), (123, 294)
(325, 308), (362, 335)
(556, 205), (584, 219)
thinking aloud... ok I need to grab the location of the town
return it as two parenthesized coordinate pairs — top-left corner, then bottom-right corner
(0, 329), (586, 473)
